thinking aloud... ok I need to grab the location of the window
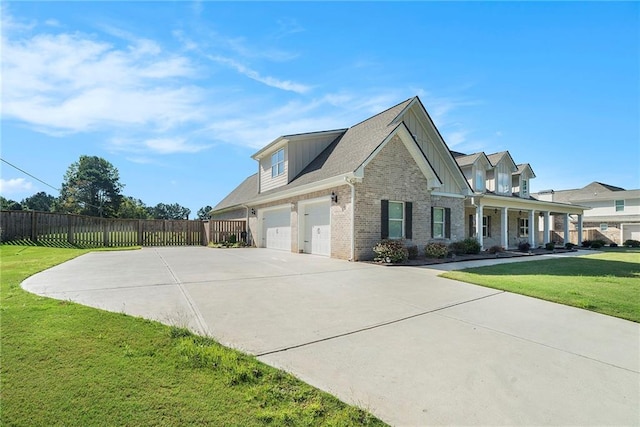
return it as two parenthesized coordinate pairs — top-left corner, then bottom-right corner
(388, 201), (404, 239)
(519, 218), (529, 237)
(475, 168), (485, 192)
(483, 216), (491, 237)
(498, 171), (510, 194)
(381, 200), (412, 240)
(521, 179), (528, 197)
(600, 223), (608, 231)
(615, 200), (624, 212)
(271, 149), (285, 178)
(433, 207), (445, 238)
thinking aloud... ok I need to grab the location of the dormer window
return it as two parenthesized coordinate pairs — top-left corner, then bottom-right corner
(271, 149), (285, 178)
(497, 170), (510, 194)
(475, 168), (485, 192)
(521, 178), (528, 197)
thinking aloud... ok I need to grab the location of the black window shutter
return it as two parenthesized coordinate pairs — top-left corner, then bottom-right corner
(381, 200), (389, 239)
(445, 208), (451, 238)
(430, 206), (434, 237)
(487, 216), (491, 237)
(405, 202), (412, 239)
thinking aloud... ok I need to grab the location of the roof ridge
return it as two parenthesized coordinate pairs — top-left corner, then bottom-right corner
(348, 97), (415, 129)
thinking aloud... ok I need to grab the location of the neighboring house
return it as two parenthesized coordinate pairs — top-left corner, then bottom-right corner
(533, 182), (640, 244)
(212, 96), (586, 260)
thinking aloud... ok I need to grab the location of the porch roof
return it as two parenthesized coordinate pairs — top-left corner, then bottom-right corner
(468, 193), (588, 215)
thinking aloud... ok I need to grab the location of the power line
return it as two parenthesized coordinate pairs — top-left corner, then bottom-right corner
(0, 157), (105, 213)
(0, 157), (61, 192)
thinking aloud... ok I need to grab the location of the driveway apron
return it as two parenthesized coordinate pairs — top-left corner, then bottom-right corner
(22, 247), (640, 426)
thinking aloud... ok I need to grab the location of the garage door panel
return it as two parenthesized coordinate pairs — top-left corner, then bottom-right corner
(623, 224), (640, 242)
(303, 201), (330, 256)
(262, 207), (291, 251)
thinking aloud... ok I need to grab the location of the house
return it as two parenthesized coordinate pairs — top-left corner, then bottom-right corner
(212, 96), (587, 260)
(533, 182), (640, 244)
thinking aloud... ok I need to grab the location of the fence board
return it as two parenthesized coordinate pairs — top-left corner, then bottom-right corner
(0, 211), (232, 248)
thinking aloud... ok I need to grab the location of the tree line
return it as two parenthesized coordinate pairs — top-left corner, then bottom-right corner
(1, 155), (213, 220)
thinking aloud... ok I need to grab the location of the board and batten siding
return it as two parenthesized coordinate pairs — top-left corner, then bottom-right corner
(287, 134), (337, 181)
(402, 106), (464, 194)
(259, 146), (288, 193)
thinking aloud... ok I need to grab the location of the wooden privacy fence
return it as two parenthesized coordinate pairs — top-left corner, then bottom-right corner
(203, 219), (248, 244)
(1, 211), (246, 247)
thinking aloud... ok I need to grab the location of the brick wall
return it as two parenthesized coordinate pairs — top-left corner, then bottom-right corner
(353, 135), (464, 260)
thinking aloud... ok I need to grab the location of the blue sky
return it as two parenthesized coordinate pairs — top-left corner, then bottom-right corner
(2, 1), (638, 217)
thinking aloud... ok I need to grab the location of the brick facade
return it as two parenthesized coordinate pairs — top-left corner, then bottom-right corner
(353, 135), (464, 260)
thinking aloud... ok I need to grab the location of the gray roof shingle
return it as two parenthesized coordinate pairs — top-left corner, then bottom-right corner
(213, 98), (414, 211)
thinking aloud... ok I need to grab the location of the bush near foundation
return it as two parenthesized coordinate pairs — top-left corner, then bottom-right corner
(373, 239), (408, 263)
(424, 242), (449, 258)
(449, 238), (481, 255)
(624, 239), (640, 247)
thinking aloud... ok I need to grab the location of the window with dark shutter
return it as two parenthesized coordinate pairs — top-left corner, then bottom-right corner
(405, 202), (412, 239)
(381, 200), (389, 239)
(445, 208), (451, 238)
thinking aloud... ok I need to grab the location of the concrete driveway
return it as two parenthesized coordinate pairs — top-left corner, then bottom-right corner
(22, 247), (639, 426)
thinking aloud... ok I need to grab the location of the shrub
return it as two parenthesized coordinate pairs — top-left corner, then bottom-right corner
(518, 241), (531, 252)
(373, 239), (408, 263)
(624, 239), (640, 247)
(425, 242), (449, 258)
(228, 234), (237, 244)
(488, 245), (505, 254)
(449, 238), (481, 255)
(592, 239), (606, 247)
(581, 240), (592, 248)
(590, 241), (603, 249)
(545, 242), (555, 251)
(565, 243), (576, 249)
(406, 245), (419, 260)
(609, 242), (618, 248)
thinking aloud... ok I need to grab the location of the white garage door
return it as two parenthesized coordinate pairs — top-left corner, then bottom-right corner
(262, 207), (291, 251)
(622, 224), (640, 242)
(302, 201), (331, 256)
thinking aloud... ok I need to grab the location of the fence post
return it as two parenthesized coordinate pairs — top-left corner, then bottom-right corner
(103, 220), (109, 247)
(67, 215), (74, 245)
(137, 220), (143, 246)
(31, 211), (38, 242)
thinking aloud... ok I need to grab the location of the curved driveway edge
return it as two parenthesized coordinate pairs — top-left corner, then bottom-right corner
(22, 247), (640, 426)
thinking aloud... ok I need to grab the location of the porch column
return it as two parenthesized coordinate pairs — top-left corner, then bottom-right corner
(501, 207), (508, 248)
(577, 214), (583, 245)
(475, 202), (483, 248)
(543, 211), (550, 245)
(563, 213), (570, 245)
(528, 209), (536, 247)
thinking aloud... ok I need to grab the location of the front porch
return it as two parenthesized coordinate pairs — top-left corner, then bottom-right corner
(464, 195), (586, 250)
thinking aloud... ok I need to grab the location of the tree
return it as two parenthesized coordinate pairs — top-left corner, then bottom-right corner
(58, 156), (123, 217)
(118, 197), (152, 219)
(197, 205), (213, 220)
(0, 196), (22, 210)
(151, 203), (190, 220)
(21, 192), (56, 212)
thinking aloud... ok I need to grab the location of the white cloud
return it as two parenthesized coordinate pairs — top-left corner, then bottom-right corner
(2, 24), (204, 135)
(444, 130), (469, 147)
(109, 136), (211, 155)
(207, 54), (311, 94)
(0, 178), (33, 195)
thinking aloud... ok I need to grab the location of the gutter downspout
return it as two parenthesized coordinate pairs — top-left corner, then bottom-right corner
(344, 177), (356, 261)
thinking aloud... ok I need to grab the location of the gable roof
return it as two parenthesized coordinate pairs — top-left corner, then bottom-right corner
(514, 163), (536, 178)
(455, 152), (490, 168)
(487, 151), (517, 171)
(213, 96), (470, 212)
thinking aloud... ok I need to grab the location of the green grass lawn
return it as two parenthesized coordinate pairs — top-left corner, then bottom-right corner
(442, 250), (640, 322)
(0, 245), (386, 426)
